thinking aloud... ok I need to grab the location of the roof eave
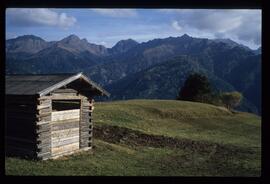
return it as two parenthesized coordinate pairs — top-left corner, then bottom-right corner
(37, 72), (110, 97)
(80, 74), (110, 97)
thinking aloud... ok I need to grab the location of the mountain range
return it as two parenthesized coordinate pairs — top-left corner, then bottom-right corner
(6, 34), (261, 114)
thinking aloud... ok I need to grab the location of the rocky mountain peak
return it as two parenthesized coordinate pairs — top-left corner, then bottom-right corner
(60, 34), (81, 44)
(181, 34), (192, 39)
(213, 38), (251, 51)
(14, 35), (45, 41)
(6, 35), (48, 54)
(110, 39), (139, 54)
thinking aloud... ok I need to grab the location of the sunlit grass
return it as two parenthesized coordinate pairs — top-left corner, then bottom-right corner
(6, 99), (261, 176)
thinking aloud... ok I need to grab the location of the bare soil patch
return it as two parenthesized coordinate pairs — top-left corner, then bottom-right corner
(94, 125), (253, 157)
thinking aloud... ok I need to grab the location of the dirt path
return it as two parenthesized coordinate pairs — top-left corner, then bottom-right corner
(94, 125), (253, 156)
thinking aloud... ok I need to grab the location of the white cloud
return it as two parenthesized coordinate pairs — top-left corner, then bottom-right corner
(180, 10), (244, 33)
(91, 9), (137, 17)
(6, 8), (77, 28)
(157, 9), (181, 13)
(96, 41), (108, 47)
(161, 9), (261, 46)
(172, 20), (182, 31)
(6, 32), (17, 39)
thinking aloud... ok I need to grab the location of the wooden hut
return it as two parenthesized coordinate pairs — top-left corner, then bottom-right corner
(5, 72), (109, 160)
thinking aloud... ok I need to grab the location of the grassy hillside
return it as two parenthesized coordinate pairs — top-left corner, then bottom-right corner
(5, 100), (261, 176)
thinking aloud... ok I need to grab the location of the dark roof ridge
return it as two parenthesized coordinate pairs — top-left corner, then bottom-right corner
(6, 73), (78, 76)
(6, 72), (110, 97)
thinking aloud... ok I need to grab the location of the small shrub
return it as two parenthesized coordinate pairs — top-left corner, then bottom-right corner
(220, 91), (243, 111)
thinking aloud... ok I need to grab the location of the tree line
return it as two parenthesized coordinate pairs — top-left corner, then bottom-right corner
(177, 73), (242, 111)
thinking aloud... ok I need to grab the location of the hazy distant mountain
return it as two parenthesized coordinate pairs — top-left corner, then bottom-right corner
(106, 55), (235, 99)
(5, 34), (261, 114)
(253, 47), (261, 55)
(57, 34), (108, 56)
(86, 34), (255, 86)
(212, 38), (252, 51)
(224, 54), (261, 113)
(6, 34), (108, 57)
(104, 55), (259, 114)
(109, 39), (139, 55)
(86, 34), (260, 113)
(6, 35), (50, 54)
(6, 34), (111, 74)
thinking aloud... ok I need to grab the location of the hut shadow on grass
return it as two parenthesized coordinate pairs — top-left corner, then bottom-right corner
(5, 152), (40, 161)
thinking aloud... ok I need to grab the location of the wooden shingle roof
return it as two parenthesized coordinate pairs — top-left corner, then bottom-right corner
(5, 72), (110, 97)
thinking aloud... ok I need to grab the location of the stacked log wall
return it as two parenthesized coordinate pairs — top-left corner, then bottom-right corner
(35, 96), (52, 160)
(6, 88), (95, 160)
(50, 88), (88, 157)
(51, 109), (80, 157)
(80, 97), (93, 149)
(5, 95), (39, 158)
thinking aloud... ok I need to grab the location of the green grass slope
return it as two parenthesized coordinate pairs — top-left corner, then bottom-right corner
(5, 100), (261, 176)
(94, 100), (260, 148)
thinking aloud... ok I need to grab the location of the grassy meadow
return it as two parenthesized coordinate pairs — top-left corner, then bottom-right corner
(5, 100), (261, 176)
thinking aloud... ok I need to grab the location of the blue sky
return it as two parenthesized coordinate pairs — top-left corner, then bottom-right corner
(6, 8), (261, 49)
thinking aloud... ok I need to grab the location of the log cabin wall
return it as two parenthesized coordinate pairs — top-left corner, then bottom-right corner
(5, 95), (39, 158)
(36, 96), (52, 160)
(49, 88), (92, 158)
(51, 108), (80, 157)
(5, 73), (108, 160)
(5, 90), (93, 160)
(80, 96), (94, 149)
